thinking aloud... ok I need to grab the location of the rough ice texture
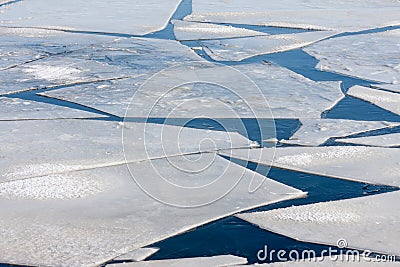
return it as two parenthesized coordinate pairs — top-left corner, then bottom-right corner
(371, 83), (400, 94)
(107, 255), (247, 267)
(172, 20), (267, 41)
(186, 0), (400, 32)
(305, 30), (400, 84)
(347, 86), (400, 116)
(281, 119), (399, 146)
(337, 133), (400, 148)
(0, 0), (182, 35)
(220, 146), (400, 187)
(0, 119), (253, 182)
(201, 31), (336, 61)
(0, 156), (304, 266)
(237, 191), (400, 256)
(113, 247), (159, 262)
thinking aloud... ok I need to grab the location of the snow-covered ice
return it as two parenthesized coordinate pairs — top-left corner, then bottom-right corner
(236, 190), (400, 256)
(305, 30), (400, 84)
(112, 247), (159, 262)
(220, 146), (400, 187)
(186, 0), (400, 32)
(347, 86), (400, 116)
(337, 133), (400, 148)
(0, 155), (304, 266)
(0, 0), (182, 35)
(107, 255), (247, 266)
(201, 31), (336, 62)
(281, 119), (399, 146)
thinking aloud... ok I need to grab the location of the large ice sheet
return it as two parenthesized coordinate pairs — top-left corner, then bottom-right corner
(108, 255), (247, 266)
(42, 62), (342, 119)
(220, 146), (400, 187)
(347, 86), (400, 116)
(0, 0), (181, 35)
(0, 119), (253, 182)
(0, 27), (117, 71)
(0, 96), (105, 120)
(281, 119), (399, 146)
(236, 191), (400, 256)
(0, 155), (305, 266)
(337, 133), (400, 148)
(186, 0), (400, 32)
(173, 20), (267, 41)
(202, 31), (336, 61)
(305, 30), (400, 84)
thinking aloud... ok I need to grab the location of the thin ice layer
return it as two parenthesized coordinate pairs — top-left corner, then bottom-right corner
(236, 191), (400, 256)
(0, 155), (305, 267)
(0, 96), (106, 120)
(186, 0), (400, 32)
(305, 30), (400, 84)
(220, 146), (400, 187)
(0, 119), (253, 182)
(0, 27), (117, 71)
(42, 62), (342, 119)
(347, 86), (400, 116)
(107, 255), (247, 267)
(113, 248), (159, 262)
(0, 0), (181, 35)
(281, 119), (399, 146)
(337, 133), (400, 148)
(201, 31), (336, 61)
(173, 20), (267, 41)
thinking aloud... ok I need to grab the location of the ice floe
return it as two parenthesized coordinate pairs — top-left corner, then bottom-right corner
(113, 247), (159, 262)
(371, 84), (400, 94)
(347, 86), (400, 116)
(186, 0), (400, 32)
(220, 146), (400, 187)
(281, 119), (399, 146)
(0, 155), (304, 266)
(236, 190), (400, 256)
(337, 133), (400, 148)
(0, 0), (182, 35)
(172, 20), (267, 41)
(201, 31), (336, 61)
(107, 255), (247, 266)
(305, 30), (400, 84)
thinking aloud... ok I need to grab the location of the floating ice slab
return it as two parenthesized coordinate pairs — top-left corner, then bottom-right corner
(0, 155), (305, 266)
(281, 119), (399, 146)
(173, 20), (267, 41)
(0, 119), (253, 182)
(236, 190), (400, 256)
(0, 0), (181, 35)
(113, 247), (159, 262)
(108, 255), (247, 267)
(305, 30), (400, 84)
(201, 31), (336, 61)
(337, 133), (400, 148)
(347, 86), (400, 116)
(371, 84), (400, 94)
(220, 146), (400, 187)
(0, 96), (105, 120)
(42, 62), (342, 119)
(186, 0), (400, 32)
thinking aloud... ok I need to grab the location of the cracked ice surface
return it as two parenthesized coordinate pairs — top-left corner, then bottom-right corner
(281, 119), (399, 146)
(337, 133), (400, 148)
(0, 0), (182, 35)
(305, 30), (400, 84)
(107, 255), (247, 267)
(0, 119), (253, 182)
(236, 191), (400, 256)
(113, 247), (159, 262)
(220, 146), (400, 187)
(172, 20), (267, 41)
(186, 0), (400, 32)
(0, 155), (304, 266)
(371, 84), (400, 94)
(347, 86), (400, 116)
(201, 31), (337, 62)
(42, 61), (343, 119)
